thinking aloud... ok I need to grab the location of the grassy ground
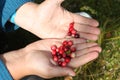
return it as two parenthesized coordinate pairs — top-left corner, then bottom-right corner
(50, 0), (120, 80)
(2, 0), (120, 80)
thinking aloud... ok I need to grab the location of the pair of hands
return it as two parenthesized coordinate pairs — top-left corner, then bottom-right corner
(2, 0), (101, 79)
(2, 39), (101, 79)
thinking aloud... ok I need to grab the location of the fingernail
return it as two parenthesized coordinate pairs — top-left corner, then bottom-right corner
(68, 72), (75, 76)
(94, 21), (99, 26)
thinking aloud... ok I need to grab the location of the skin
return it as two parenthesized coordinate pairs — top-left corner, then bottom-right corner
(14, 0), (100, 40)
(0, 39), (101, 79)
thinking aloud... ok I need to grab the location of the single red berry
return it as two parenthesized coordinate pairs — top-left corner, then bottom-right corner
(71, 29), (77, 35)
(59, 46), (64, 50)
(53, 56), (58, 62)
(51, 45), (57, 51)
(69, 22), (74, 28)
(65, 57), (71, 63)
(63, 41), (68, 46)
(64, 47), (69, 52)
(62, 61), (67, 67)
(56, 52), (60, 56)
(67, 31), (72, 36)
(69, 27), (74, 32)
(52, 50), (56, 55)
(74, 34), (80, 38)
(58, 61), (62, 66)
(68, 40), (73, 46)
(70, 47), (76, 52)
(56, 48), (59, 52)
(59, 50), (64, 54)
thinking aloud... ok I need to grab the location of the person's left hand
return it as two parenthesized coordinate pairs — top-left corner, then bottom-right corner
(26, 38), (101, 68)
(1, 38), (101, 79)
(15, 0), (100, 40)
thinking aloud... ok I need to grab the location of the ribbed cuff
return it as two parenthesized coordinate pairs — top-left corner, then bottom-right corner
(2, 0), (32, 31)
(0, 59), (13, 80)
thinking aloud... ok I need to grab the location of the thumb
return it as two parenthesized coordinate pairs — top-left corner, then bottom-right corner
(50, 66), (75, 77)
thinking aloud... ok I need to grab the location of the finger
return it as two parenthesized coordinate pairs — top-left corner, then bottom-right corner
(73, 42), (98, 50)
(56, 38), (87, 45)
(72, 13), (99, 27)
(68, 52), (99, 68)
(74, 23), (100, 35)
(78, 32), (99, 40)
(49, 65), (75, 77)
(28, 38), (86, 51)
(76, 46), (102, 57)
(50, 38), (87, 51)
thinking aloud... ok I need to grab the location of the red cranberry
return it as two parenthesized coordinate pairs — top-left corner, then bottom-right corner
(56, 48), (59, 52)
(67, 31), (72, 36)
(59, 50), (64, 54)
(71, 47), (76, 52)
(63, 41), (68, 46)
(71, 29), (77, 35)
(69, 22), (74, 28)
(68, 40), (73, 46)
(62, 62), (67, 67)
(58, 61), (62, 66)
(51, 45), (57, 51)
(59, 46), (64, 50)
(74, 34), (80, 38)
(52, 50), (56, 55)
(69, 27), (74, 32)
(64, 47), (69, 52)
(53, 56), (58, 62)
(65, 57), (71, 63)
(56, 52), (60, 56)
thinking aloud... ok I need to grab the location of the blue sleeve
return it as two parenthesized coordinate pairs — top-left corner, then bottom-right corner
(0, 0), (32, 32)
(0, 59), (13, 80)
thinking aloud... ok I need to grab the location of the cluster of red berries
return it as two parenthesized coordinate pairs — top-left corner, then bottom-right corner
(51, 40), (76, 67)
(67, 22), (80, 38)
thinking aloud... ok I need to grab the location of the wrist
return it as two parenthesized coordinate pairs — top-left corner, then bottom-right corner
(15, 2), (39, 31)
(0, 49), (30, 79)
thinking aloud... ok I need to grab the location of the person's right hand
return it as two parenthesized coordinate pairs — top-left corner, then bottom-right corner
(15, 0), (100, 40)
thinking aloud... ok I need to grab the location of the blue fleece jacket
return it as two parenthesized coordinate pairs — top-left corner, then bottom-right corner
(0, 0), (32, 31)
(0, 59), (13, 80)
(0, 0), (32, 80)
